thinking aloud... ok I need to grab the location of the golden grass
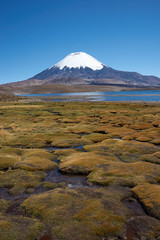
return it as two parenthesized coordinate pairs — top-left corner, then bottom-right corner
(84, 139), (160, 163)
(81, 133), (109, 144)
(132, 183), (160, 219)
(54, 148), (78, 161)
(88, 161), (160, 187)
(51, 135), (84, 148)
(59, 152), (118, 174)
(0, 169), (46, 194)
(0, 101), (159, 238)
(0, 148), (57, 171)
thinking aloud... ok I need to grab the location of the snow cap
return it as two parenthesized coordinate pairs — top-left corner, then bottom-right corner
(50, 52), (106, 70)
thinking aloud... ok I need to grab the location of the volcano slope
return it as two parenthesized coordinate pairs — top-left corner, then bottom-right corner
(0, 101), (160, 240)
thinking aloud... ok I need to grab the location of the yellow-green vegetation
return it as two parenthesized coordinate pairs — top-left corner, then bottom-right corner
(0, 148), (57, 171)
(59, 152), (118, 174)
(51, 134), (85, 147)
(84, 139), (160, 163)
(21, 187), (131, 239)
(0, 156), (18, 170)
(54, 148), (78, 161)
(41, 181), (65, 189)
(0, 101), (159, 239)
(0, 102), (159, 150)
(0, 169), (46, 194)
(132, 183), (160, 219)
(139, 151), (160, 164)
(13, 155), (57, 171)
(0, 148), (22, 170)
(88, 161), (160, 187)
(151, 138), (160, 145)
(0, 215), (43, 240)
(0, 199), (10, 213)
(81, 133), (109, 143)
(66, 124), (93, 134)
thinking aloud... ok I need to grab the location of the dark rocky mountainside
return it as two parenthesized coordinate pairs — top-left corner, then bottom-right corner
(32, 65), (160, 87)
(1, 52), (160, 89)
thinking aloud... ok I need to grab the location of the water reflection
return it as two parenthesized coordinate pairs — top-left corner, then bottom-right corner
(90, 95), (160, 102)
(19, 90), (160, 102)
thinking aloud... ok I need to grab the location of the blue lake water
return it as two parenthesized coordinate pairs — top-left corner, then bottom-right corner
(20, 90), (160, 102)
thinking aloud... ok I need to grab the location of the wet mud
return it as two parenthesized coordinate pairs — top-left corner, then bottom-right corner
(122, 197), (147, 217)
(5, 198), (31, 217)
(122, 197), (149, 240)
(44, 146), (90, 188)
(0, 187), (30, 201)
(44, 168), (89, 188)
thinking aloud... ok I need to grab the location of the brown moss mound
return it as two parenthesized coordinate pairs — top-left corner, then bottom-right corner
(13, 156), (57, 171)
(0, 199), (10, 213)
(84, 139), (159, 163)
(0, 215), (43, 240)
(16, 149), (57, 171)
(0, 148), (22, 170)
(88, 161), (160, 187)
(21, 187), (131, 240)
(0, 156), (18, 170)
(81, 133), (109, 144)
(0, 148), (57, 171)
(0, 169), (46, 195)
(132, 183), (160, 219)
(59, 152), (117, 174)
(139, 151), (160, 164)
(51, 134), (84, 148)
(54, 148), (78, 161)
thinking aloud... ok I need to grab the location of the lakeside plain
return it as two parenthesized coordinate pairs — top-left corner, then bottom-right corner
(0, 97), (160, 239)
(1, 83), (160, 96)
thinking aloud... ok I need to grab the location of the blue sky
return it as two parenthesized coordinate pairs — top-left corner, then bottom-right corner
(0, 0), (160, 83)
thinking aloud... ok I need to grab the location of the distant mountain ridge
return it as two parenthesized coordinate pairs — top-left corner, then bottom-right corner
(2, 52), (160, 88)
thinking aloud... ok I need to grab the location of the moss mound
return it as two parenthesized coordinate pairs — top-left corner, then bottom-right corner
(84, 139), (159, 163)
(59, 152), (117, 174)
(0, 169), (46, 195)
(21, 187), (131, 240)
(0, 199), (10, 213)
(0, 148), (57, 171)
(0, 215), (43, 240)
(51, 134), (84, 148)
(132, 183), (160, 219)
(88, 161), (160, 187)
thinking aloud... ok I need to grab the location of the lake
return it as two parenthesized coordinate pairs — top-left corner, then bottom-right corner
(20, 89), (160, 102)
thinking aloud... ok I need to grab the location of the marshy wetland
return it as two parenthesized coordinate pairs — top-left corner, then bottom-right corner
(0, 100), (160, 240)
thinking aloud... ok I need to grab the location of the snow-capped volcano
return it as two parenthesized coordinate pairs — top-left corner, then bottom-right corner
(51, 52), (106, 70)
(4, 52), (160, 88)
(29, 52), (160, 86)
(32, 52), (110, 82)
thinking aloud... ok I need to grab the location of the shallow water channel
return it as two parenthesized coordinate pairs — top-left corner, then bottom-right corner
(0, 143), (153, 240)
(45, 145), (91, 189)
